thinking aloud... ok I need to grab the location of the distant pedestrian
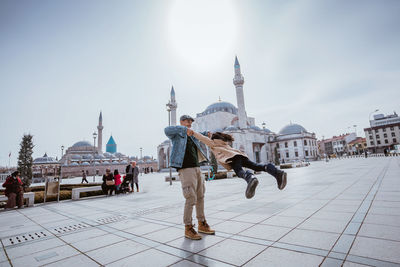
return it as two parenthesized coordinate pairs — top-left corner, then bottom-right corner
(151, 167), (153, 173)
(2, 171), (24, 209)
(114, 169), (122, 194)
(102, 169), (115, 195)
(81, 170), (88, 183)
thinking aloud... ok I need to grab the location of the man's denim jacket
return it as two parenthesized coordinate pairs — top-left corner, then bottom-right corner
(164, 126), (209, 168)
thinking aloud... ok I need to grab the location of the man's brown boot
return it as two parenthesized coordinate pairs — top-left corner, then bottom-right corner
(198, 220), (215, 235)
(185, 224), (202, 240)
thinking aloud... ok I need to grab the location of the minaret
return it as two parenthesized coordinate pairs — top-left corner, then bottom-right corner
(167, 86), (178, 126)
(97, 111), (103, 153)
(233, 56), (248, 129)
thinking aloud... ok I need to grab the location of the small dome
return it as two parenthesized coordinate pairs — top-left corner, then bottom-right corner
(71, 155), (82, 160)
(114, 152), (125, 158)
(263, 128), (272, 134)
(70, 162), (79, 166)
(81, 162), (90, 166)
(279, 123), (307, 135)
(72, 141), (93, 148)
(202, 101), (238, 116)
(94, 154), (105, 159)
(225, 126), (238, 131)
(82, 154), (93, 159)
(112, 161), (119, 165)
(33, 154), (57, 164)
(250, 126), (262, 131)
(121, 160), (128, 164)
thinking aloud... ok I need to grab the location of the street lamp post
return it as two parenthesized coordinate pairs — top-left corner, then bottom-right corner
(166, 104), (172, 186)
(93, 132), (97, 182)
(369, 109), (379, 154)
(140, 147), (143, 159)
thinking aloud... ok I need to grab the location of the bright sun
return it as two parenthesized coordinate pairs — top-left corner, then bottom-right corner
(167, 0), (237, 69)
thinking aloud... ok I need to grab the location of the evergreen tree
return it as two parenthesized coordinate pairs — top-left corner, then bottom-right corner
(17, 134), (34, 187)
(274, 146), (280, 166)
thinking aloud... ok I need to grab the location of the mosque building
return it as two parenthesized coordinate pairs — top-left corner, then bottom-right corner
(157, 57), (319, 170)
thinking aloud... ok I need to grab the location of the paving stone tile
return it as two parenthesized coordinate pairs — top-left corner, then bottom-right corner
(86, 240), (149, 265)
(123, 222), (169, 236)
(298, 217), (349, 234)
(342, 261), (371, 267)
(368, 206), (400, 216)
(261, 215), (305, 228)
(10, 244), (79, 267)
(349, 236), (400, 263)
(106, 248), (181, 267)
(44, 254), (100, 267)
(5, 237), (64, 259)
(312, 211), (354, 222)
(243, 247), (324, 267)
(170, 259), (204, 267)
(213, 220), (254, 234)
(59, 228), (108, 243)
(364, 214), (400, 228)
(143, 226), (183, 243)
(358, 223), (400, 241)
(186, 254), (235, 267)
(71, 233), (125, 252)
(167, 235), (226, 253)
(280, 229), (340, 250)
(240, 224), (291, 241)
(0, 261), (11, 267)
(198, 238), (266, 266)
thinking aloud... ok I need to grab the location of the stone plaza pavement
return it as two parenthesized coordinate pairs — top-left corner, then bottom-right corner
(1, 157), (399, 267)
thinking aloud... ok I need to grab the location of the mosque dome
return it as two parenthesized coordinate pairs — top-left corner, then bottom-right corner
(202, 101), (238, 116)
(279, 123), (307, 135)
(263, 128), (272, 134)
(33, 153), (58, 164)
(81, 162), (90, 166)
(72, 141), (93, 148)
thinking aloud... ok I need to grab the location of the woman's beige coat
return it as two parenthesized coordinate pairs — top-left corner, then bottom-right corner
(193, 132), (248, 171)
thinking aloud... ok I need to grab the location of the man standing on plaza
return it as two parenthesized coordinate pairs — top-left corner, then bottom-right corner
(165, 115), (215, 240)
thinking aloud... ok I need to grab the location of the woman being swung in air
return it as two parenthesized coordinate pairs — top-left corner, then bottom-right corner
(188, 129), (287, 199)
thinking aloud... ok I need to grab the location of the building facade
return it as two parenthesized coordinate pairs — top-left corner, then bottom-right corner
(364, 112), (400, 153)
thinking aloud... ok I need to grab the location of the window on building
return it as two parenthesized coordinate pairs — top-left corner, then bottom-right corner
(305, 150), (309, 156)
(285, 142), (288, 148)
(392, 132), (395, 137)
(385, 139), (388, 144)
(294, 141), (297, 147)
(304, 140), (307, 145)
(384, 133), (387, 138)
(377, 140), (381, 145)
(295, 151), (298, 157)
(370, 141), (374, 145)
(368, 130), (372, 134)
(390, 127), (394, 131)
(285, 152), (289, 158)
(369, 135), (373, 140)
(383, 128), (386, 132)
(376, 135), (380, 139)
(276, 143), (280, 148)
(394, 138), (397, 143)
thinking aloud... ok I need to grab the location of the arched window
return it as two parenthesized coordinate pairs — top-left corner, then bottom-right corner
(285, 142), (288, 148)
(304, 139), (307, 146)
(294, 141), (297, 147)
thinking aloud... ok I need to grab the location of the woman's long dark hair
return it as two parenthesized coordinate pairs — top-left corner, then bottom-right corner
(211, 132), (234, 142)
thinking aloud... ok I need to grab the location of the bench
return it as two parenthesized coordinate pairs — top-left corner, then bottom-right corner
(72, 186), (102, 200)
(0, 192), (35, 207)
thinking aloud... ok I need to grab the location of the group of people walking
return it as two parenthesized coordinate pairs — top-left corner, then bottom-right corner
(101, 161), (140, 195)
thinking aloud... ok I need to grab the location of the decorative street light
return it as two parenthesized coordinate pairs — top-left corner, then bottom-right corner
(93, 132), (97, 182)
(369, 109), (379, 153)
(166, 104), (172, 185)
(61, 145), (64, 158)
(140, 147), (143, 159)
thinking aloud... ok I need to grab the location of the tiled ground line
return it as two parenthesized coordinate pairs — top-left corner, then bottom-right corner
(238, 162), (384, 266)
(341, 159), (391, 264)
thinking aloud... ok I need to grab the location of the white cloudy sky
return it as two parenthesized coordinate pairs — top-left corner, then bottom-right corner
(0, 0), (399, 166)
